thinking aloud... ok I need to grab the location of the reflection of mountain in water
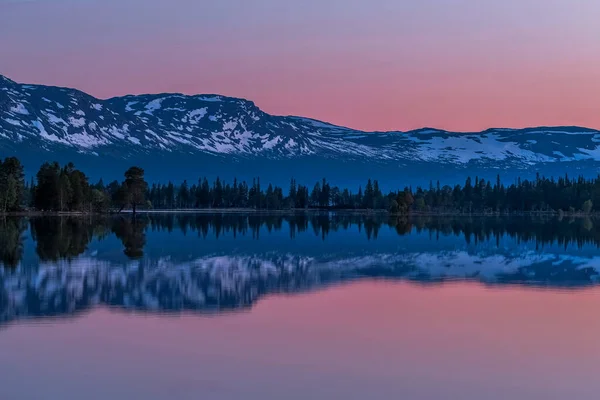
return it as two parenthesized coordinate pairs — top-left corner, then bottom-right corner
(1, 214), (600, 327)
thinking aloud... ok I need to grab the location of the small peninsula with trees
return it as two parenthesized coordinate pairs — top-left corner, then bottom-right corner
(0, 156), (598, 216)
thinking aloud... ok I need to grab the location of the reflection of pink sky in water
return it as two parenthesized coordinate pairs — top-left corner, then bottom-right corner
(1, 281), (599, 399)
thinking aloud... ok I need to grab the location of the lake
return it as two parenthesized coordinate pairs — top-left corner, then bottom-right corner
(1, 213), (600, 399)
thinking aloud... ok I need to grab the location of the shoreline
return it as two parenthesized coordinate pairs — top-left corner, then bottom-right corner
(0, 209), (598, 218)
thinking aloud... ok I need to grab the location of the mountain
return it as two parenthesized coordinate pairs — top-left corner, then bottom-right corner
(2, 74), (600, 186)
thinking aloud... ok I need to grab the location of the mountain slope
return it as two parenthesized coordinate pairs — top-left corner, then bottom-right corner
(2, 74), (600, 186)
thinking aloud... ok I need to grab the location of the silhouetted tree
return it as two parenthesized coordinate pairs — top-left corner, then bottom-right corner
(123, 167), (148, 215)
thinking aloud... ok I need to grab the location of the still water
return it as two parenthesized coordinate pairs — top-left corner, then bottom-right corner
(1, 213), (600, 399)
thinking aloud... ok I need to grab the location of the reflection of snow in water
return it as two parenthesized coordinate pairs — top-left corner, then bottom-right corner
(2, 249), (600, 326)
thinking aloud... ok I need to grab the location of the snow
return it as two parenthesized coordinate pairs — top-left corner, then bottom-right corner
(527, 130), (594, 136)
(576, 147), (600, 160)
(10, 103), (29, 115)
(69, 117), (86, 128)
(188, 108), (208, 123)
(222, 121), (237, 131)
(69, 132), (108, 148)
(263, 136), (282, 149)
(296, 117), (341, 130)
(3, 118), (22, 126)
(43, 113), (69, 133)
(197, 96), (223, 102)
(553, 151), (568, 160)
(210, 140), (237, 153)
(4, 79), (600, 164)
(32, 120), (68, 144)
(145, 129), (171, 146)
(144, 98), (164, 115)
(407, 133), (555, 164)
(343, 135), (367, 139)
(125, 101), (139, 112)
(106, 126), (125, 140)
(285, 138), (298, 149)
(167, 133), (192, 145)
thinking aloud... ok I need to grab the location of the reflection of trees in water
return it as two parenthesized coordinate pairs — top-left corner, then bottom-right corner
(143, 213), (600, 248)
(112, 217), (148, 259)
(410, 216), (600, 249)
(0, 218), (26, 268)
(143, 213), (398, 242)
(5, 213), (600, 269)
(30, 217), (100, 262)
(27, 216), (147, 262)
(30, 216), (149, 261)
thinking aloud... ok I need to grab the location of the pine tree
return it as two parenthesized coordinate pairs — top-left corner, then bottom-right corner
(289, 178), (297, 208)
(0, 157), (25, 212)
(363, 179), (374, 209)
(213, 177), (223, 208)
(123, 166), (148, 215)
(178, 180), (189, 208)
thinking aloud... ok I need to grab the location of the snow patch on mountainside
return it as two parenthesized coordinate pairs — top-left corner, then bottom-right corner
(3, 118), (22, 127)
(197, 96), (223, 102)
(32, 120), (66, 144)
(188, 108), (207, 123)
(125, 101), (138, 111)
(68, 117), (86, 128)
(410, 134), (554, 164)
(10, 103), (29, 115)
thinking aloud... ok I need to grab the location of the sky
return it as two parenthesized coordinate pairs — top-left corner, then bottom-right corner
(1, 0), (599, 132)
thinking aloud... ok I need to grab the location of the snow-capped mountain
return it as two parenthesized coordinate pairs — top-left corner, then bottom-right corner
(2, 74), (600, 185)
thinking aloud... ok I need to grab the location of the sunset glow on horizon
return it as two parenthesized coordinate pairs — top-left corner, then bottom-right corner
(1, 0), (599, 132)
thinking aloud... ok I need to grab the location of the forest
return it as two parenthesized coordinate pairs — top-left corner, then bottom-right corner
(0, 156), (599, 215)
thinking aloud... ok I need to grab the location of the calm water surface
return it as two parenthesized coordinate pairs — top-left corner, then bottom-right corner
(1, 214), (600, 399)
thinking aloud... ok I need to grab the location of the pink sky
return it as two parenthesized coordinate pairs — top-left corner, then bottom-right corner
(1, 0), (599, 131)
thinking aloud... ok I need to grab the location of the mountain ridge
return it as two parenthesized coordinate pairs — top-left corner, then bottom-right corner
(3, 73), (597, 134)
(2, 73), (600, 186)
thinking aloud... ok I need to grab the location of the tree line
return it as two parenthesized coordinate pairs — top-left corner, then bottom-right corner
(1, 155), (600, 214)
